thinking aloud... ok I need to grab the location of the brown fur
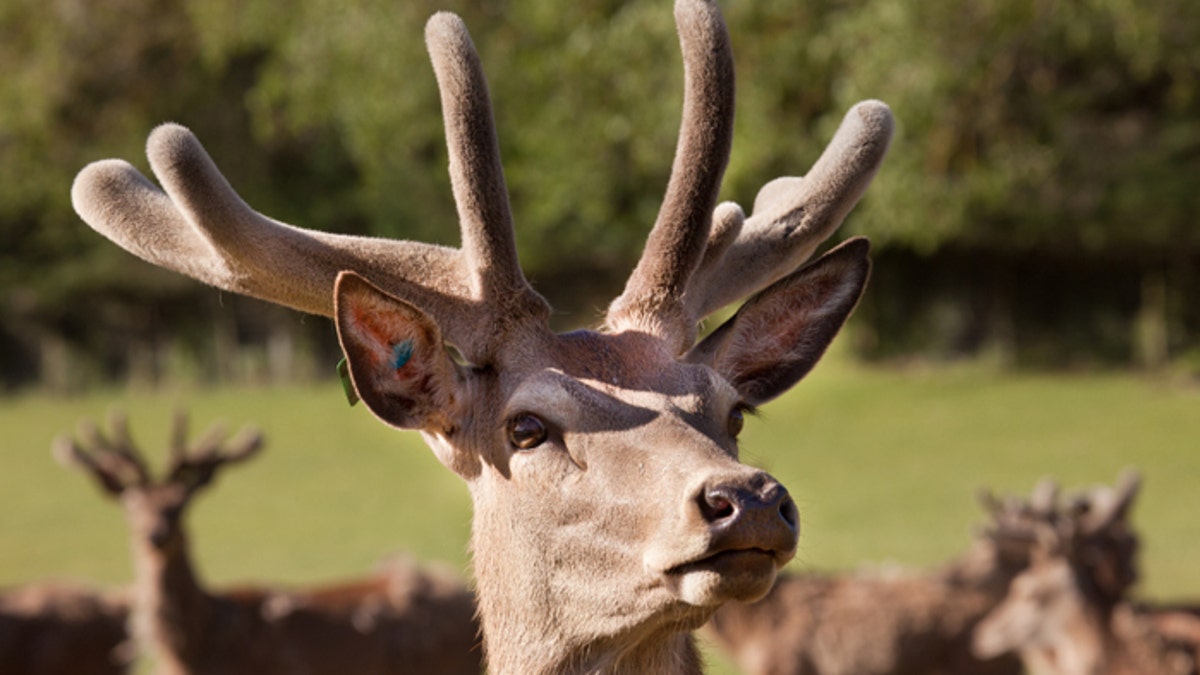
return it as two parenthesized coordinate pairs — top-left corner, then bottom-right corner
(0, 581), (131, 675)
(706, 546), (1026, 675)
(69, 1), (895, 672)
(56, 413), (481, 675)
(976, 555), (1199, 675)
(705, 475), (1151, 675)
(704, 501), (1043, 675)
(971, 471), (1200, 674)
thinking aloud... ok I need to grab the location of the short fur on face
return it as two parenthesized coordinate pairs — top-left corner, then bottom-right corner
(334, 239), (870, 673)
(70, 0), (894, 669)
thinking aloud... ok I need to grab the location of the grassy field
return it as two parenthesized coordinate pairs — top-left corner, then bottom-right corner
(2, 358), (1197, 673)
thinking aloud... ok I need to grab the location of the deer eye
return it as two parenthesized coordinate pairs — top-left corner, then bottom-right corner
(507, 413), (548, 450)
(728, 407), (745, 438)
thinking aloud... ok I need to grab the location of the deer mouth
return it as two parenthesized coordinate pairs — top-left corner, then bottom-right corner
(667, 547), (776, 575)
(662, 548), (781, 606)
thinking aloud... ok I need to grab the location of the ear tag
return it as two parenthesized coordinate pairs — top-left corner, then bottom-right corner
(391, 339), (415, 370)
(336, 357), (360, 407)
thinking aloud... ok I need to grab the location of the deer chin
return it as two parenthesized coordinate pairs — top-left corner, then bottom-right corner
(661, 548), (782, 607)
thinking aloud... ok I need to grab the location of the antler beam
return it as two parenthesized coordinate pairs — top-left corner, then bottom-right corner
(72, 0), (891, 362)
(684, 100), (894, 327)
(72, 15), (552, 364)
(53, 410), (150, 494)
(606, 0), (736, 351)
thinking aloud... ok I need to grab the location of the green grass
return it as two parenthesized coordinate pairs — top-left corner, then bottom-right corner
(0, 383), (473, 587)
(745, 360), (1200, 599)
(1, 361), (1197, 673)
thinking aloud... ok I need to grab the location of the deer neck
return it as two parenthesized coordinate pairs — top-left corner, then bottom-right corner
(469, 503), (705, 675)
(475, 591), (703, 675)
(127, 516), (214, 668)
(941, 540), (1021, 594)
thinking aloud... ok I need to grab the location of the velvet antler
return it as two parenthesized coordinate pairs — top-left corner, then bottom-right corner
(72, 0), (892, 362)
(683, 101), (894, 339)
(71, 15), (548, 365)
(605, 0), (736, 351)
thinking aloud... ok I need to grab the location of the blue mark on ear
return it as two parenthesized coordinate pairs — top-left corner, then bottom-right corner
(391, 339), (415, 370)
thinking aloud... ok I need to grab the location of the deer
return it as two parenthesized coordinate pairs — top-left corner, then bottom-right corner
(0, 580), (132, 675)
(68, 0), (895, 671)
(54, 411), (482, 675)
(972, 471), (1200, 675)
(700, 477), (1084, 675)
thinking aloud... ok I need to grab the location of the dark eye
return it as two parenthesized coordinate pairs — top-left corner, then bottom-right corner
(728, 407), (745, 438)
(507, 413), (548, 450)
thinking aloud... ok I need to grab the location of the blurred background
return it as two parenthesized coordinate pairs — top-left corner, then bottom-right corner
(1, 0), (1198, 671)
(3, 0), (1199, 388)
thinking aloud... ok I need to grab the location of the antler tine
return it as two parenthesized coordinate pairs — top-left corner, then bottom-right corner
(190, 420), (264, 465)
(104, 408), (152, 484)
(688, 201), (745, 297)
(1031, 518), (1073, 558)
(1084, 469), (1142, 534)
(980, 485), (1044, 542)
(976, 487), (997, 510)
(1029, 476), (1060, 516)
(1113, 468), (1142, 506)
(166, 418), (263, 493)
(73, 130), (446, 318)
(73, 125), (522, 362)
(167, 407), (190, 468)
(684, 100), (895, 323)
(606, 0), (735, 352)
(222, 427), (266, 463)
(52, 414), (149, 494)
(52, 434), (127, 496)
(183, 421), (231, 463)
(81, 416), (151, 486)
(425, 14), (547, 323)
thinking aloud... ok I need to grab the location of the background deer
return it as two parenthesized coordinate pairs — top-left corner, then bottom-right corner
(701, 478), (1080, 675)
(69, 0), (894, 671)
(972, 472), (1200, 675)
(56, 411), (481, 675)
(0, 580), (131, 675)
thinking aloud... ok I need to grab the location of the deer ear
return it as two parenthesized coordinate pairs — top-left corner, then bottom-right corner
(687, 237), (870, 405)
(335, 272), (467, 435)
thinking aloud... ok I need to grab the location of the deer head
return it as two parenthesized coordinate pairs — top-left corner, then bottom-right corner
(70, 1), (893, 671)
(969, 476), (1069, 584)
(972, 471), (1143, 674)
(54, 410), (262, 554)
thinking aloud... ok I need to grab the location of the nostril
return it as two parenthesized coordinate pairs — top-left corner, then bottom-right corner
(699, 487), (738, 523)
(779, 494), (799, 531)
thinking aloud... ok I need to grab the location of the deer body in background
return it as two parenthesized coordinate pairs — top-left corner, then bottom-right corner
(0, 580), (131, 675)
(56, 412), (481, 675)
(972, 472), (1200, 675)
(69, 0), (894, 671)
(702, 480), (1089, 675)
(705, 567), (1020, 675)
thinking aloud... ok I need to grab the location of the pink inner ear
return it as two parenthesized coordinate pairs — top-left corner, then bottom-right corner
(347, 303), (403, 371)
(688, 239), (869, 406)
(720, 264), (859, 377)
(723, 306), (811, 376)
(335, 281), (465, 443)
(340, 287), (440, 389)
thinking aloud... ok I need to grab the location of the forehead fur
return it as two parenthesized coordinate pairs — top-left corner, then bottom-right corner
(492, 329), (734, 429)
(555, 329), (730, 390)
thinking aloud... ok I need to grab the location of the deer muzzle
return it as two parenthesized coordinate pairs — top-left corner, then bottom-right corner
(649, 470), (799, 607)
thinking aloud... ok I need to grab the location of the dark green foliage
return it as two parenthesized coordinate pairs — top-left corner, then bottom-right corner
(834, 0), (1200, 254)
(2, 0), (1198, 389)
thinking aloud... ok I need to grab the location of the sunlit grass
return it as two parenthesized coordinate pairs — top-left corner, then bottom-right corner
(1, 360), (1197, 674)
(0, 383), (473, 587)
(741, 360), (1199, 600)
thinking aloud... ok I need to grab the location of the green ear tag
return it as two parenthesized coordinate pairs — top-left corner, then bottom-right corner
(337, 357), (360, 407)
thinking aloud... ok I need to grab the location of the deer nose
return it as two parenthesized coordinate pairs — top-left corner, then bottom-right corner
(697, 473), (800, 542)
